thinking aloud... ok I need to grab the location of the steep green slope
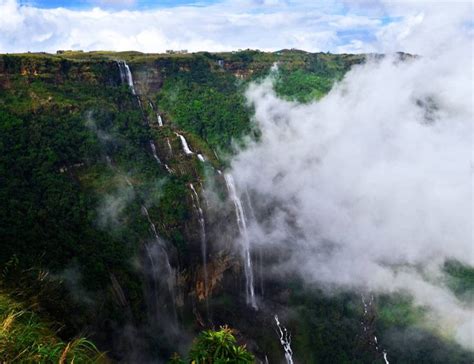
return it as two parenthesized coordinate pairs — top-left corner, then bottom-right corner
(0, 53), (147, 293)
(0, 50), (471, 363)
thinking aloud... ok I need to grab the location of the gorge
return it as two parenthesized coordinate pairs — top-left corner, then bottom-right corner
(0, 49), (472, 363)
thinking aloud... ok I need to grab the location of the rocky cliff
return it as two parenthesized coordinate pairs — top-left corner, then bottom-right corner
(1, 50), (470, 363)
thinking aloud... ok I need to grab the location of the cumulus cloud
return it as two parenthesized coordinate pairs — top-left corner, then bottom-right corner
(228, 2), (473, 349)
(94, 0), (136, 6)
(374, 1), (473, 55)
(1, 0), (469, 54)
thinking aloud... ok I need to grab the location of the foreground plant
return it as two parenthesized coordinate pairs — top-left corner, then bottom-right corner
(170, 326), (254, 363)
(0, 292), (107, 363)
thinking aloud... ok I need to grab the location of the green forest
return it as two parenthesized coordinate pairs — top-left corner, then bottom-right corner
(0, 50), (472, 363)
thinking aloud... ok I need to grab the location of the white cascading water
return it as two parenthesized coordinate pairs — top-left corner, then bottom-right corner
(175, 133), (193, 155)
(163, 139), (172, 173)
(141, 206), (177, 318)
(149, 140), (161, 164)
(224, 173), (257, 309)
(244, 190), (264, 296)
(274, 315), (294, 364)
(362, 295), (390, 363)
(117, 62), (177, 326)
(148, 101), (164, 127)
(117, 60), (136, 95)
(189, 183), (208, 299)
(142, 206), (169, 265)
(110, 273), (128, 307)
(164, 140), (173, 174)
(197, 154), (205, 162)
(117, 61), (127, 86)
(105, 155), (113, 168)
(119, 63), (166, 173)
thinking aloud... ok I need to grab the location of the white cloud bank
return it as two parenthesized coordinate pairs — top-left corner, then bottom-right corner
(229, 1), (473, 349)
(0, 0), (471, 54)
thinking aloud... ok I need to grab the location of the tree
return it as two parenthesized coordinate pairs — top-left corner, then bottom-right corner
(170, 326), (254, 364)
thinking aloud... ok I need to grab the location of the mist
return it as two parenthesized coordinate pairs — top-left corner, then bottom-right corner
(229, 38), (473, 348)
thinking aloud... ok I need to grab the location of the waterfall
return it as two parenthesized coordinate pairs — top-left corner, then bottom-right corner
(105, 155), (113, 168)
(117, 60), (136, 95)
(224, 173), (257, 309)
(142, 206), (159, 242)
(149, 140), (161, 164)
(362, 295), (390, 363)
(175, 133), (193, 155)
(197, 153), (205, 162)
(110, 274), (128, 307)
(189, 183), (208, 300)
(117, 61), (126, 85)
(244, 190), (264, 297)
(141, 206), (178, 323)
(148, 100), (164, 126)
(117, 65), (164, 170)
(274, 315), (294, 364)
(115, 152), (178, 334)
(110, 66), (181, 346)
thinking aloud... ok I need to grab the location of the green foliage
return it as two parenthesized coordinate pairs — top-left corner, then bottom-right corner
(0, 58), (162, 348)
(443, 260), (474, 301)
(0, 292), (107, 363)
(377, 294), (425, 329)
(154, 51), (362, 152)
(172, 327), (254, 364)
(274, 69), (336, 102)
(9, 50), (470, 364)
(272, 53), (362, 103)
(156, 73), (252, 151)
(376, 293), (474, 363)
(148, 176), (191, 254)
(287, 284), (368, 364)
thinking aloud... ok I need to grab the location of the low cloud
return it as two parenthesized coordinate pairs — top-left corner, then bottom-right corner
(97, 185), (135, 228)
(229, 13), (473, 348)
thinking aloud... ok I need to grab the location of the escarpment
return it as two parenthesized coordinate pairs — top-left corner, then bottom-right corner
(6, 50), (468, 364)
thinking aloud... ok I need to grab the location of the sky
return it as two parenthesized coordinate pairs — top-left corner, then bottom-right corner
(18, 0), (213, 9)
(1, 0), (471, 54)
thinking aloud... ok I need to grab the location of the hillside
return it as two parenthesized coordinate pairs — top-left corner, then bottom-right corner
(0, 49), (472, 363)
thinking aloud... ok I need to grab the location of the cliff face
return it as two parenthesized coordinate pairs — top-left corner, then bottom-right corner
(1, 50), (472, 364)
(0, 50), (374, 362)
(0, 54), (121, 89)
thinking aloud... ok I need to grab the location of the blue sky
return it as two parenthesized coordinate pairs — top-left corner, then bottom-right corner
(0, 0), (471, 55)
(20, 0), (219, 9)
